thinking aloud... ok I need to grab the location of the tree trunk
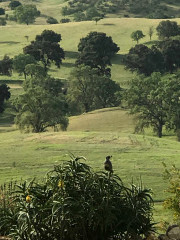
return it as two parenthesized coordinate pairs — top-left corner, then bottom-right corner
(157, 124), (163, 138)
(84, 102), (90, 113)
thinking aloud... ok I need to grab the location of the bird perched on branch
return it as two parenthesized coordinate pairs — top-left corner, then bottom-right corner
(104, 155), (113, 173)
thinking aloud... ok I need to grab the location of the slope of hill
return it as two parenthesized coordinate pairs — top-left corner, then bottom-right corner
(0, 107), (180, 204)
(1, 17), (180, 85)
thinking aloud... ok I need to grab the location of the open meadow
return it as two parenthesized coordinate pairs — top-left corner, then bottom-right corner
(1, 15), (180, 226)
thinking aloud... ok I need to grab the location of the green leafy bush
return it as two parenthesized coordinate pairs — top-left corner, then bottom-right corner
(163, 163), (180, 221)
(46, 17), (58, 24)
(0, 156), (154, 240)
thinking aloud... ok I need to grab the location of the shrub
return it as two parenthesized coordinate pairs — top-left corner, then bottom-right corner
(0, 17), (6, 25)
(46, 17), (58, 24)
(60, 18), (70, 23)
(163, 163), (180, 222)
(8, 1), (22, 10)
(0, 8), (5, 15)
(0, 156), (154, 239)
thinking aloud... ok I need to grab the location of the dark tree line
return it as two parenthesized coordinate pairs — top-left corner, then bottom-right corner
(124, 39), (180, 76)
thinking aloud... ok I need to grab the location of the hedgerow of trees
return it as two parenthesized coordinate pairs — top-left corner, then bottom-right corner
(61, 0), (175, 20)
(124, 39), (180, 76)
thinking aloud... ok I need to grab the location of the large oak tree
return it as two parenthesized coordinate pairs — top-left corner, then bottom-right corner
(76, 31), (119, 76)
(24, 30), (65, 72)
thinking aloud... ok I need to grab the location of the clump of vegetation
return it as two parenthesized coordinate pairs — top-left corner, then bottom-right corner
(0, 8), (5, 15)
(163, 163), (180, 222)
(0, 156), (154, 240)
(124, 72), (180, 138)
(46, 17), (58, 24)
(14, 74), (69, 133)
(60, 18), (70, 23)
(130, 30), (145, 44)
(0, 17), (6, 25)
(76, 31), (119, 76)
(8, 1), (22, 10)
(156, 20), (180, 40)
(24, 30), (65, 72)
(14, 4), (40, 25)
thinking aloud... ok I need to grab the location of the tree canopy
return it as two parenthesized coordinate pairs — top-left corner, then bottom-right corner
(125, 72), (168, 138)
(124, 44), (164, 76)
(156, 20), (180, 40)
(23, 30), (65, 71)
(125, 72), (180, 138)
(13, 54), (36, 79)
(76, 31), (119, 76)
(67, 65), (121, 114)
(14, 75), (68, 132)
(130, 30), (145, 44)
(158, 40), (180, 73)
(14, 4), (40, 25)
(9, 1), (22, 10)
(0, 55), (13, 76)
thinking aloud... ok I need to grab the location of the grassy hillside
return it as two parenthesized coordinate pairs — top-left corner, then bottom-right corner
(1, 18), (180, 85)
(0, 107), (180, 204)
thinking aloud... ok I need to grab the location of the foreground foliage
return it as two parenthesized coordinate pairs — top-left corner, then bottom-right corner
(163, 163), (180, 223)
(0, 156), (154, 240)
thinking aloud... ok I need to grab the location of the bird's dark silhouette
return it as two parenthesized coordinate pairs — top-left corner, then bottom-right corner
(104, 155), (113, 173)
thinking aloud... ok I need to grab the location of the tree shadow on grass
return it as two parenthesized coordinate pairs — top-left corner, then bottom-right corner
(112, 54), (127, 65)
(144, 40), (159, 46)
(102, 23), (115, 26)
(0, 41), (20, 45)
(65, 51), (79, 59)
(62, 62), (75, 68)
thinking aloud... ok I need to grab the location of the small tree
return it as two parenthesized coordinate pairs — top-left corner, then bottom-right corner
(93, 16), (102, 25)
(9, 0), (22, 10)
(14, 75), (68, 132)
(0, 8), (5, 15)
(46, 17), (58, 24)
(13, 54), (36, 79)
(0, 18), (6, 26)
(148, 26), (154, 41)
(0, 55), (13, 76)
(14, 4), (40, 25)
(131, 30), (145, 44)
(156, 20), (180, 40)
